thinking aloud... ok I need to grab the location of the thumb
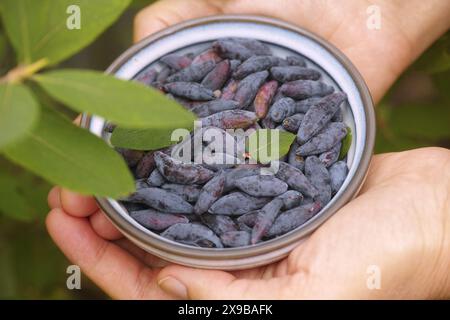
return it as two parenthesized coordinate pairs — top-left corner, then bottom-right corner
(157, 265), (289, 299)
(133, 0), (225, 42)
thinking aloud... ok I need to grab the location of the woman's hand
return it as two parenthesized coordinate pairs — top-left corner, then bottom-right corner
(47, 147), (450, 299)
(133, 0), (450, 103)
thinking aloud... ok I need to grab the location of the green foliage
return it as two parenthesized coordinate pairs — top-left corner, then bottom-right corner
(0, 157), (51, 220)
(433, 70), (450, 102)
(0, 29), (15, 76)
(34, 69), (196, 128)
(0, 31), (8, 63)
(0, 83), (39, 149)
(247, 129), (296, 163)
(0, 0), (131, 65)
(374, 32), (450, 154)
(389, 103), (450, 140)
(111, 125), (192, 150)
(0, 168), (39, 222)
(130, 0), (154, 9)
(0, 216), (106, 299)
(375, 99), (450, 154)
(0, 243), (17, 298)
(0, 0), (152, 300)
(0, 159), (106, 299)
(3, 109), (135, 198)
(0, 0), (194, 200)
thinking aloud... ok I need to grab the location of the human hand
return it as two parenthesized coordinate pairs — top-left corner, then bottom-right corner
(133, 0), (450, 103)
(46, 147), (450, 299)
(45, 0), (450, 299)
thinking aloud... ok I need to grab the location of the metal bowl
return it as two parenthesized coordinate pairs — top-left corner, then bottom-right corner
(81, 15), (375, 270)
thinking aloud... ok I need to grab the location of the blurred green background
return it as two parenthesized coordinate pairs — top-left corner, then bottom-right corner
(0, 0), (449, 299)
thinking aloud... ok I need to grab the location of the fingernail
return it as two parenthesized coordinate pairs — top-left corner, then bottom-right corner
(158, 276), (188, 299)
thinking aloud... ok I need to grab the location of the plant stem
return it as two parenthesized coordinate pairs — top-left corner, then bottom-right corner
(0, 58), (49, 84)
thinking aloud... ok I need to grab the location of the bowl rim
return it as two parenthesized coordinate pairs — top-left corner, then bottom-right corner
(81, 14), (376, 264)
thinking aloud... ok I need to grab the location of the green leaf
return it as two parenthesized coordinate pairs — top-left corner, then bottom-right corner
(247, 129), (296, 163)
(2, 108), (135, 198)
(0, 0), (131, 65)
(0, 83), (40, 150)
(339, 126), (352, 160)
(111, 125), (192, 151)
(34, 69), (197, 128)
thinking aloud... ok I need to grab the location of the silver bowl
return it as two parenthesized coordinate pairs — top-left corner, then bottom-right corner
(81, 15), (375, 270)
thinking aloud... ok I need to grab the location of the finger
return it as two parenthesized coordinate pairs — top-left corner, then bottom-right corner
(47, 186), (61, 209)
(157, 265), (289, 299)
(89, 209), (123, 241)
(133, 0), (224, 42)
(60, 188), (98, 217)
(46, 208), (171, 299)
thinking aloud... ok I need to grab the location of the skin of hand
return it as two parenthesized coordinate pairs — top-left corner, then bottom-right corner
(46, 0), (450, 299)
(133, 0), (450, 104)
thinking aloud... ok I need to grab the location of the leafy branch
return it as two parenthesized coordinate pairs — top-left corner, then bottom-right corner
(0, 0), (196, 202)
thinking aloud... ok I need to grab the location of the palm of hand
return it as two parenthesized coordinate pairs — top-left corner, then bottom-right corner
(46, 149), (450, 299)
(160, 148), (449, 299)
